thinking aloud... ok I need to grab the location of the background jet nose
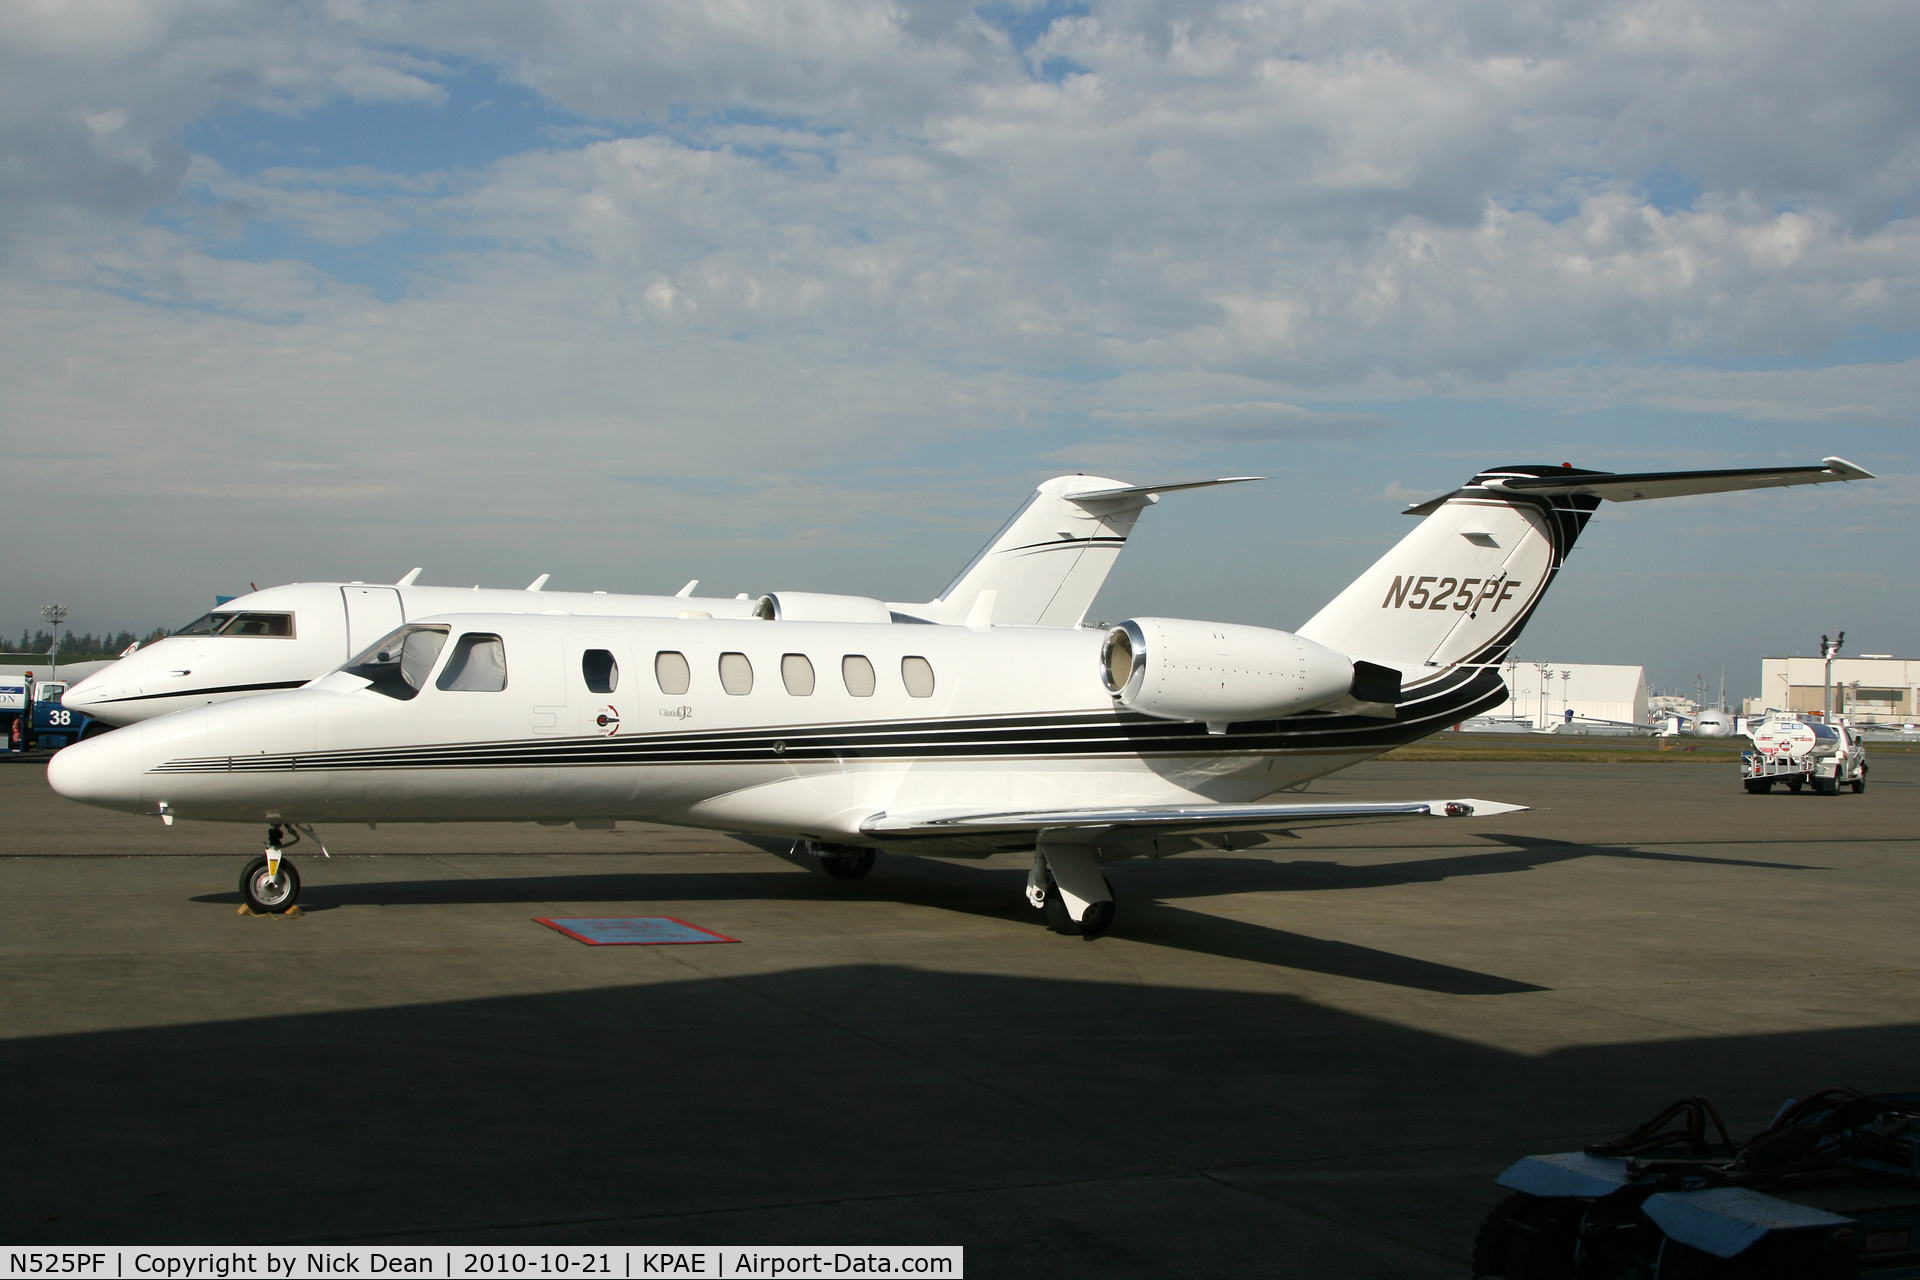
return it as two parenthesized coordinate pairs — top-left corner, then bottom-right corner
(45, 725), (147, 813)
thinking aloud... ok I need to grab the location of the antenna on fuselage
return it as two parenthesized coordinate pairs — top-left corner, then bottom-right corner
(396, 568), (423, 587)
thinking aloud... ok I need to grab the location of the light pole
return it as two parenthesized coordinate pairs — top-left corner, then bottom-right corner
(40, 604), (68, 684)
(1821, 632), (1845, 720)
(1534, 662), (1553, 730)
(1561, 669), (1572, 726)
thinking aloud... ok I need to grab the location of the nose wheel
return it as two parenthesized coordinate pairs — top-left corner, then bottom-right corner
(240, 853), (301, 913)
(239, 823), (317, 914)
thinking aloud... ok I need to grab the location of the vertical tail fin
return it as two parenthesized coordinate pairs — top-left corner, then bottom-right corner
(1297, 458), (1872, 688)
(893, 475), (1263, 627)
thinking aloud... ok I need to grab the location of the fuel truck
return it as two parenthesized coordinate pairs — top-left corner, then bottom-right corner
(1743, 716), (1868, 794)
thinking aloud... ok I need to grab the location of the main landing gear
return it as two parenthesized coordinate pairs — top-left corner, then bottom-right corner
(796, 839), (877, 879)
(1027, 846), (1116, 939)
(239, 823), (325, 914)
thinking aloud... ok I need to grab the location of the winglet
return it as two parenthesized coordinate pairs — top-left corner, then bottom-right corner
(1821, 456), (1875, 481)
(676, 580), (700, 598)
(395, 568), (423, 587)
(526, 573), (550, 592)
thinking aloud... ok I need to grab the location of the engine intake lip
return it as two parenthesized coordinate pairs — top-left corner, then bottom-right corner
(1102, 620), (1148, 700)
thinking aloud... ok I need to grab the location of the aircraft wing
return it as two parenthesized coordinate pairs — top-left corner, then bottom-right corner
(1403, 456), (1873, 515)
(862, 797), (1527, 840)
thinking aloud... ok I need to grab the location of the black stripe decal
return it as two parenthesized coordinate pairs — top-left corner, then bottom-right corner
(150, 680), (1504, 775)
(95, 680), (310, 704)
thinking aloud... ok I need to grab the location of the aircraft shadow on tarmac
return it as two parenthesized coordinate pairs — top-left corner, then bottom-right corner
(182, 829), (1814, 996)
(11, 959), (1920, 1264)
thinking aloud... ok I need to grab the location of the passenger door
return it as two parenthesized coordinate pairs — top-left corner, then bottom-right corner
(536, 634), (632, 737)
(341, 586), (405, 660)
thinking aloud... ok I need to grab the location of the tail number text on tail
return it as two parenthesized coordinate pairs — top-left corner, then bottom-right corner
(1382, 576), (1521, 613)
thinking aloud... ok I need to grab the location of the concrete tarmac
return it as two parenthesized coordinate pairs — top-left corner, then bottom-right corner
(3, 752), (1917, 1275)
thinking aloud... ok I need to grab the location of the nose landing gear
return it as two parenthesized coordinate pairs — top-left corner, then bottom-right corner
(239, 851), (300, 914)
(239, 824), (326, 914)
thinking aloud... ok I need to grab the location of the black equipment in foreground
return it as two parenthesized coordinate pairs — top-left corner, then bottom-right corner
(1475, 1087), (1920, 1277)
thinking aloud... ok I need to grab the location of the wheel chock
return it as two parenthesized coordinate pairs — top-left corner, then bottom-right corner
(282, 905), (304, 918)
(237, 904), (259, 917)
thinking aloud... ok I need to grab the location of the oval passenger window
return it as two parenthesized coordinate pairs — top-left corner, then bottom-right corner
(781, 654), (815, 696)
(901, 655), (935, 698)
(842, 655), (876, 697)
(582, 649), (618, 694)
(719, 652), (754, 696)
(655, 651), (691, 695)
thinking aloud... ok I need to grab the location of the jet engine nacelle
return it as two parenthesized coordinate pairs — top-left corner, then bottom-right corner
(1101, 618), (1371, 730)
(755, 592), (894, 624)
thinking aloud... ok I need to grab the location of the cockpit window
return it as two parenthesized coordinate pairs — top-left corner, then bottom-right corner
(218, 612), (295, 637)
(342, 625), (450, 700)
(173, 611), (295, 638)
(436, 634), (508, 692)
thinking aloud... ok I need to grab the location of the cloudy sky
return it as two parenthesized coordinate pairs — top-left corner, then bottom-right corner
(2, 0), (1913, 697)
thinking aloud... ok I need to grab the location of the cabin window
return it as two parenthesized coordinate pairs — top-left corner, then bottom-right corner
(437, 634), (508, 692)
(901, 655), (935, 698)
(842, 655), (876, 697)
(342, 625), (449, 701)
(217, 612), (295, 637)
(655, 651), (691, 695)
(582, 649), (619, 694)
(781, 654), (815, 696)
(719, 652), (754, 695)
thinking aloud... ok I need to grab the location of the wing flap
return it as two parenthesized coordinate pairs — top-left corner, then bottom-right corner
(862, 797), (1527, 839)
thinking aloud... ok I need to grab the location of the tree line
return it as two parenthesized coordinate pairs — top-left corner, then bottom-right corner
(2, 628), (175, 656)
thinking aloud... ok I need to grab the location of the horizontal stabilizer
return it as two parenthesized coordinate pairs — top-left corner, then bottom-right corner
(1067, 476), (1267, 503)
(863, 797), (1526, 840)
(896, 474), (1265, 628)
(1404, 457), (1873, 515)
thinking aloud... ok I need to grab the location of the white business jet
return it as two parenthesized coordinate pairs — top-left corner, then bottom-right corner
(48, 458), (1871, 936)
(63, 475), (1252, 728)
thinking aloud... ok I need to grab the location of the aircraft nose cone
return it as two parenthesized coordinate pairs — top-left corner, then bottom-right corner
(61, 681), (104, 716)
(46, 725), (147, 814)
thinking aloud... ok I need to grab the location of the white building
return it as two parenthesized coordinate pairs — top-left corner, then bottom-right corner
(1480, 662), (1649, 729)
(1748, 656), (1918, 725)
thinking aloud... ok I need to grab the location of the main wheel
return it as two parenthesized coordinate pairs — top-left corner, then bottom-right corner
(817, 844), (876, 879)
(239, 855), (300, 913)
(1744, 778), (1772, 794)
(1043, 876), (1117, 938)
(1785, 777), (1803, 793)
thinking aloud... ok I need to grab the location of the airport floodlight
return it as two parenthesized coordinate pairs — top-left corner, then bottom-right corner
(1820, 631), (1846, 719)
(40, 604), (69, 682)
